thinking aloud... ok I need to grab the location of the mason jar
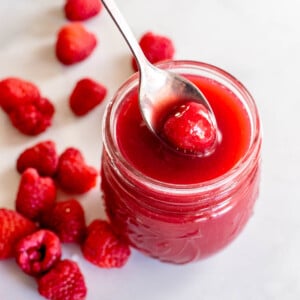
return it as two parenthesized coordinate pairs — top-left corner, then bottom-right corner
(101, 60), (262, 264)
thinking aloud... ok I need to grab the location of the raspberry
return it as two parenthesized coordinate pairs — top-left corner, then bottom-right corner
(64, 0), (103, 21)
(0, 77), (41, 113)
(55, 23), (97, 65)
(162, 101), (218, 155)
(9, 97), (55, 136)
(0, 77), (55, 135)
(0, 208), (37, 259)
(38, 259), (87, 300)
(16, 140), (59, 177)
(69, 78), (107, 116)
(132, 31), (175, 71)
(56, 147), (98, 194)
(81, 219), (130, 268)
(41, 199), (86, 244)
(15, 168), (57, 222)
(15, 229), (62, 277)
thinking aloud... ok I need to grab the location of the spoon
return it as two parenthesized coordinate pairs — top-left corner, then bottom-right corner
(102, 0), (219, 156)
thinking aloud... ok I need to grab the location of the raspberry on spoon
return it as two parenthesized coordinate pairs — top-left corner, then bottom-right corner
(161, 101), (219, 156)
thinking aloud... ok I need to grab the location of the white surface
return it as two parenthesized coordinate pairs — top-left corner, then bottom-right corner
(0, 0), (299, 299)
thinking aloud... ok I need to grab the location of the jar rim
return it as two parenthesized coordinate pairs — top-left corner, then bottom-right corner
(102, 60), (262, 196)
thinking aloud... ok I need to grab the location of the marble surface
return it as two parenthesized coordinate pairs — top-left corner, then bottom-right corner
(0, 0), (300, 299)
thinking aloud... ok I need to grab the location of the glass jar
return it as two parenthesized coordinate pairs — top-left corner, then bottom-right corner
(101, 60), (262, 264)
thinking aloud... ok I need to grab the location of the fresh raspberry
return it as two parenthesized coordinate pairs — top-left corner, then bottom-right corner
(132, 31), (175, 71)
(81, 219), (130, 268)
(69, 78), (107, 116)
(38, 259), (87, 300)
(15, 168), (57, 222)
(0, 208), (37, 259)
(162, 101), (218, 155)
(15, 229), (62, 277)
(16, 140), (59, 177)
(0, 77), (41, 113)
(9, 97), (55, 136)
(55, 23), (97, 65)
(64, 0), (103, 21)
(56, 147), (98, 194)
(41, 199), (86, 244)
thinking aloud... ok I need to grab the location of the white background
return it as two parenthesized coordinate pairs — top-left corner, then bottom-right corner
(0, 0), (300, 299)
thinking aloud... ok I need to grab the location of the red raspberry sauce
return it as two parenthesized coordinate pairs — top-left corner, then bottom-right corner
(116, 75), (251, 184)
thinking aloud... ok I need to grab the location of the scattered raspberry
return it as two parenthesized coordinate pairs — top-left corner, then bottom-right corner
(41, 199), (86, 244)
(162, 101), (218, 155)
(64, 0), (103, 21)
(56, 147), (98, 194)
(69, 78), (107, 116)
(16, 140), (59, 177)
(0, 77), (55, 135)
(9, 97), (55, 136)
(132, 31), (175, 71)
(0, 208), (37, 259)
(15, 229), (62, 277)
(82, 219), (130, 268)
(0, 77), (41, 113)
(38, 259), (87, 300)
(55, 23), (97, 65)
(15, 168), (57, 222)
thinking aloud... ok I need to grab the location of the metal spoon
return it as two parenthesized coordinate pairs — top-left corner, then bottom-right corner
(102, 0), (219, 156)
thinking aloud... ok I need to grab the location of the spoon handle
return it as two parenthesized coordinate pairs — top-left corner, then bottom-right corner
(101, 0), (149, 70)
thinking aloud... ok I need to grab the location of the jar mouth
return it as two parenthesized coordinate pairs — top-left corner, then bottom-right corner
(102, 60), (262, 196)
